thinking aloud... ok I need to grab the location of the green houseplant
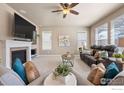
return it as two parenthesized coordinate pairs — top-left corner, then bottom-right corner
(113, 54), (124, 58)
(112, 54), (124, 62)
(53, 63), (72, 78)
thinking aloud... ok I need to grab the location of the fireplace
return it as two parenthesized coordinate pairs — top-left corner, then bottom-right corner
(2, 40), (32, 69)
(11, 49), (27, 66)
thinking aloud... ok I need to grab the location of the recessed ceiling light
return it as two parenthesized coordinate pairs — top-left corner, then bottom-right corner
(20, 9), (26, 14)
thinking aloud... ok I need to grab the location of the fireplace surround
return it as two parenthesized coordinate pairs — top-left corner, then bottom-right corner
(1, 40), (32, 69)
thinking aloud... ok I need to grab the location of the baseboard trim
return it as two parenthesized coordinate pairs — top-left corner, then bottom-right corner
(36, 55), (80, 57)
(36, 55), (61, 56)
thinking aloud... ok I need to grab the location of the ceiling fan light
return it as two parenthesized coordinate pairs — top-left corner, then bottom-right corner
(63, 9), (70, 14)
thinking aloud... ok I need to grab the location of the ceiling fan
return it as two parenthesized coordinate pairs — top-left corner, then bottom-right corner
(52, 3), (79, 18)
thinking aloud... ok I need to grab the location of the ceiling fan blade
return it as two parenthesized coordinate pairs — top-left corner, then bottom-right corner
(63, 14), (67, 18)
(64, 3), (69, 8)
(60, 3), (65, 9)
(52, 10), (63, 12)
(69, 3), (79, 8)
(70, 10), (79, 15)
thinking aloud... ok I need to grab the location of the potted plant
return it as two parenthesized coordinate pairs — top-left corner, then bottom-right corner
(112, 54), (124, 62)
(53, 63), (72, 79)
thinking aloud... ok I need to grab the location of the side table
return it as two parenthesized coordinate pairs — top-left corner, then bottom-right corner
(61, 53), (74, 67)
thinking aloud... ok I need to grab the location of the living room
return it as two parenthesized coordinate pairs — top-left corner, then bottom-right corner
(0, 0), (124, 93)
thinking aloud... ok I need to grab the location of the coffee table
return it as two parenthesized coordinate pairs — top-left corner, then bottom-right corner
(44, 73), (77, 85)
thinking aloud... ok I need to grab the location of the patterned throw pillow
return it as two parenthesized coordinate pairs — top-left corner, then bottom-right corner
(87, 65), (97, 83)
(25, 61), (40, 83)
(92, 67), (105, 85)
(101, 51), (108, 58)
(91, 49), (97, 56)
(104, 62), (119, 79)
(87, 63), (106, 85)
(94, 51), (101, 60)
(97, 63), (106, 71)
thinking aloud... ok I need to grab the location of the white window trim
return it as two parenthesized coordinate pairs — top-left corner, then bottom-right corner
(77, 31), (87, 50)
(110, 15), (124, 46)
(42, 31), (52, 50)
(95, 23), (108, 45)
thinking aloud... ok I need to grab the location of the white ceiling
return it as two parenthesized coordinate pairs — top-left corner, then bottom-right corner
(7, 3), (124, 27)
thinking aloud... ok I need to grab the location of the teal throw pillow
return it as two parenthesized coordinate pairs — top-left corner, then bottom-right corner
(12, 58), (28, 84)
(104, 62), (119, 79)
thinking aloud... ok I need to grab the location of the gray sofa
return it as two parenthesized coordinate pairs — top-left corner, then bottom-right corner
(0, 65), (43, 85)
(108, 70), (124, 85)
(80, 45), (123, 71)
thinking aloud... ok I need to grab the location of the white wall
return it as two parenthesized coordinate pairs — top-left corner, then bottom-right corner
(0, 3), (89, 58)
(90, 5), (124, 45)
(39, 26), (89, 55)
(0, 4), (40, 65)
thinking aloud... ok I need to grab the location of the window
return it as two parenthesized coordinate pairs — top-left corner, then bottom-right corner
(77, 32), (87, 49)
(111, 15), (124, 47)
(95, 23), (108, 45)
(42, 31), (52, 50)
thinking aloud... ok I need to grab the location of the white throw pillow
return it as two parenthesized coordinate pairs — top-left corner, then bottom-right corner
(101, 51), (108, 58)
(0, 65), (25, 85)
(0, 71), (25, 85)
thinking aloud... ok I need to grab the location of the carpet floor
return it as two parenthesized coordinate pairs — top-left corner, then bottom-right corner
(32, 55), (93, 85)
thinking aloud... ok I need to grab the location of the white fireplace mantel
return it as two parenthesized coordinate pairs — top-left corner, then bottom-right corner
(2, 40), (32, 69)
